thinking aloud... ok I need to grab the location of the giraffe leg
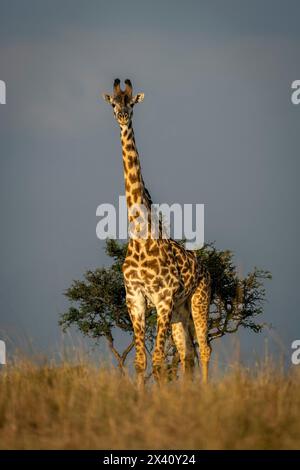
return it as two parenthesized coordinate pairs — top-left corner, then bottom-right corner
(190, 277), (211, 384)
(171, 303), (195, 378)
(152, 298), (174, 383)
(126, 290), (147, 389)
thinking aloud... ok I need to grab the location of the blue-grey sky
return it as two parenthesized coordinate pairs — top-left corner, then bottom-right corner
(0, 0), (299, 365)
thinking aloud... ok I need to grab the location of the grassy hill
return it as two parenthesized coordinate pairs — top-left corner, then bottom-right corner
(0, 358), (299, 449)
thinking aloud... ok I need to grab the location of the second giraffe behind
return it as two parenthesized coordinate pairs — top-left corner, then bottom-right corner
(103, 79), (211, 387)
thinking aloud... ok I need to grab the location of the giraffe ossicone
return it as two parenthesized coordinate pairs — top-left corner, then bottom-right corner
(102, 79), (211, 386)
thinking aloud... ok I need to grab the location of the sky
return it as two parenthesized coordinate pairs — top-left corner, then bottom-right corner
(0, 0), (299, 366)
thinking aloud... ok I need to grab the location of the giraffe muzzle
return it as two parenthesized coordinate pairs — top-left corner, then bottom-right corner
(117, 111), (129, 124)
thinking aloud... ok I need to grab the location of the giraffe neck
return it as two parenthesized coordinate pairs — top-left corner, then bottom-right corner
(120, 122), (152, 238)
(120, 122), (165, 241)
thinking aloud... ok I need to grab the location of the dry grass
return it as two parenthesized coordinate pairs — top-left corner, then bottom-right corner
(0, 358), (300, 450)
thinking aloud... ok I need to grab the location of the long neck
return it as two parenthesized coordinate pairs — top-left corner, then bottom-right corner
(120, 122), (155, 239)
(121, 124), (144, 207)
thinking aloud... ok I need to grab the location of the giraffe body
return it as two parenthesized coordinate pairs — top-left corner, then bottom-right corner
(103, 79), (211, 385)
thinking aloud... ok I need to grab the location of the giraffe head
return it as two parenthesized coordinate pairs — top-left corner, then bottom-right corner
(103, 79), (144, 126)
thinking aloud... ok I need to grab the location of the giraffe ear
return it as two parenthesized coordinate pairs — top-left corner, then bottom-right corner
(102, 93), (114, 104)
(131, 93), (145, 105)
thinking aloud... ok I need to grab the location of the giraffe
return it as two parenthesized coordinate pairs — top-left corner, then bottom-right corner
(103, 79), (211, 386)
